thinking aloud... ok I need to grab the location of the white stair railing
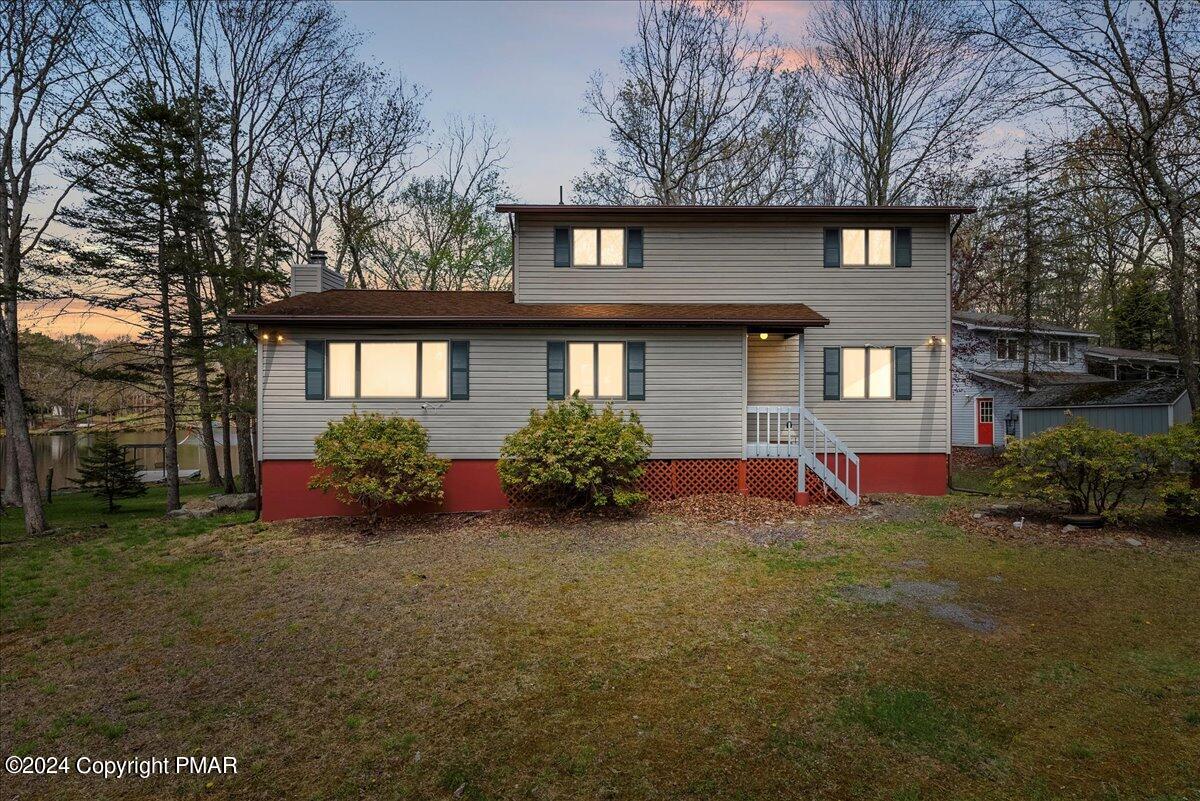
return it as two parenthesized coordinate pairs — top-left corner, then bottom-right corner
(745, 405), (860, 506)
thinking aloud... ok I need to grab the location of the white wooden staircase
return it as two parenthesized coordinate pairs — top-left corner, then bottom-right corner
(746, 405), (861, 505)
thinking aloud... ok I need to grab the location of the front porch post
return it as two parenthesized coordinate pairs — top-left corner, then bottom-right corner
(795, 329), (809, 506)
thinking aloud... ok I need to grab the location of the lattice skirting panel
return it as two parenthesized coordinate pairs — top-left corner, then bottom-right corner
(634, 459), (841, 505)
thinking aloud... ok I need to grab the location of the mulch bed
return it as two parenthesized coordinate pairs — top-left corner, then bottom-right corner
(943, 503), (1199, 551)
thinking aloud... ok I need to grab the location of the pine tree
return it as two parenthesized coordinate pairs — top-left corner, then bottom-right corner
(72, 432), (147, 512)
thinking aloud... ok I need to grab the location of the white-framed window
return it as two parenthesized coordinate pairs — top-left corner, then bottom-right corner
(842, 346), (893, 399)
(568, 341), (625, 398)
(326, 340), (448, 399)
(571, 228), (626, 267)
(996, 338), (1022, 361)
(841, 228), (893, 268)
(1048, 340), (1070, 363)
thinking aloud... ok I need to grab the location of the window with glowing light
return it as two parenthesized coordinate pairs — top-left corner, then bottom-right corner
(567, 342), (625, 398)
(840, 228), (893, 268)
(571, 228), (626, 267)
(326, 341), (449, 399)
(841, 347), (893, 399)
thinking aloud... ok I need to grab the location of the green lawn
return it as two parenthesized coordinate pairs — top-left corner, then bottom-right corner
(1, 496), (1197, 800)
(1, 483), (222, 539)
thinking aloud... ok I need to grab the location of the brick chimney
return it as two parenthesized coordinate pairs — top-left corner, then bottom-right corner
(290, 249), (346, 295)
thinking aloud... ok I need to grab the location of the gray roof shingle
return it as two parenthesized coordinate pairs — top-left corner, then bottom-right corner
(1020, 378), (1186, 408)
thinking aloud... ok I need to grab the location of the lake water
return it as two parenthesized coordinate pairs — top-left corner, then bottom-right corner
(0, 430), (240, 491)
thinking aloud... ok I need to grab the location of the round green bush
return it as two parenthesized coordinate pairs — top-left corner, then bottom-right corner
(309, 412), (450, 523)
(498, 394), (653, 510)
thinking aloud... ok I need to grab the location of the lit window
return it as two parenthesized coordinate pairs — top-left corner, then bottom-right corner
(572, 228), (625, 267)
(868, 347), (892, 397)
(421, 341), (448, 398)
(597, 342), (624, 396)
(361, 342), (416, 397)
(868, 229), (892, 266)
(599, 229), (625, 266)
(842, 229), (866, 268)
(573, 229), (598, 266)
(328, 342), (357, 398)
(842, 347), (893, 399)
(843, 347), (866, 398)
(841, 228), (893, 267)
(325, 341), (448, 399)
(568, 342), (625, 398)
(568, 342), (595, 397)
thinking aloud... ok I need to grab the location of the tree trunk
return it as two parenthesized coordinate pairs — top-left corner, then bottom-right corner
(220, 374), (236, 493)
(233, 363), (256, 494)
(184, 274), (222, 488)
(157, 215), (181, 513)
(1165, 209), (1199, 410)
(0, 311), (46, 533)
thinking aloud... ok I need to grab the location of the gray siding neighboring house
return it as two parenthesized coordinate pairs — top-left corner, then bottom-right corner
(1020, 379), (1192, 438)
(951, 311), (1107, 447)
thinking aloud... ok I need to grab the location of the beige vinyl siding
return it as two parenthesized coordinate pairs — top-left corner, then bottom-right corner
(260, 326), (745, 461)
(514, 213), (950, 453)
(747, 336), (799, 405)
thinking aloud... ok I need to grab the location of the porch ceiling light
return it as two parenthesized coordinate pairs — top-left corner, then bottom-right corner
(758, 332), (769, 340)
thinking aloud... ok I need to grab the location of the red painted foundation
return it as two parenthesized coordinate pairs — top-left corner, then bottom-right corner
(259, 459), (510, 522)
(260, 453), (948, 521)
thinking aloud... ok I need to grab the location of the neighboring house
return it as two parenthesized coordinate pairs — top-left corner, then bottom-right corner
(235, 205), (974, 521)
(951, 311), (1109, 448)
(1020, 379), (1191, 438)
(1085, 345), (1181, 381)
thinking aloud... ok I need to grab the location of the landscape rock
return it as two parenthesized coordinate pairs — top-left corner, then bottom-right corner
(1012, 518), (1025, 529)
(1062, 524), (1078, 533)
(209, 493), (256, 512)
(1124, 537), (1143, 547)
(971, 512), (985, 520)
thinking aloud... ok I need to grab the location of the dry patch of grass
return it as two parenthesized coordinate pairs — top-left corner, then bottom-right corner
(1, 496), (1197, 800)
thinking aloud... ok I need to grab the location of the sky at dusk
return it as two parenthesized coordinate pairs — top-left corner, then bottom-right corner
(339, 0), (815, 203)
(25, 1), (821, 339)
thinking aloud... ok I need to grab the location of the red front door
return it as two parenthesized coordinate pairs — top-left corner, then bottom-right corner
(976, 398), (994, 445)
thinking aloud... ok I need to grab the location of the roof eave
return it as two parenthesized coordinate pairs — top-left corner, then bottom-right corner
(496, 204), (977, 215)
(231, 314), (829, 328)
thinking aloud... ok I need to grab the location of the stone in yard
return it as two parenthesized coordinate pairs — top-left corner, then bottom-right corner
(1062, 524), (1078, 533)
(971, 511), (985, 520)
(209, 493), (256, 512)
(1012, 518), (1024, 529)
(1125, 538), (1143, 547)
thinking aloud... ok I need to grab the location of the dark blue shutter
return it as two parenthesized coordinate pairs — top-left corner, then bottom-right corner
(304, 340), (325, 400)
(823, 228), (840, 268)
(823, 347), (840, 400)
(450, 340), (470, 400)
(626, 341), (645, 400)
(547, 341), (566, 399)
(895, 346), (912, 400)
(895, 228), (912, 268)
(626, 228), (644, 268)
(554, 227), (570, 267)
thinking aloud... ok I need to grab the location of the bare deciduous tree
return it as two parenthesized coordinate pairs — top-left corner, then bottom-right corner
(973, 0), (1200, 408)
(805, 0), (1005, 205)
(367, 117), (511, 291)
(1, 0), (121, 532)
(575, 0), (821, 205)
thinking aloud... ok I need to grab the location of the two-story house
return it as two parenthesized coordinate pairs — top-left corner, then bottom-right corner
(235, 205), (973, 521)
(951, 311), (1110, 447)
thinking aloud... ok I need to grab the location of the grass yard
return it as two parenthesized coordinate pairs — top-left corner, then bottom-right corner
(1, 494), (1198, 800)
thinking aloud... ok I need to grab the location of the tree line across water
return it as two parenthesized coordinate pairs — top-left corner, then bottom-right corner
(3, 0), (1197, 535)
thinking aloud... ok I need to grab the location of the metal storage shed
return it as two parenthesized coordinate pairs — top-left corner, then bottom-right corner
(1019, 379), (1192, 438)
